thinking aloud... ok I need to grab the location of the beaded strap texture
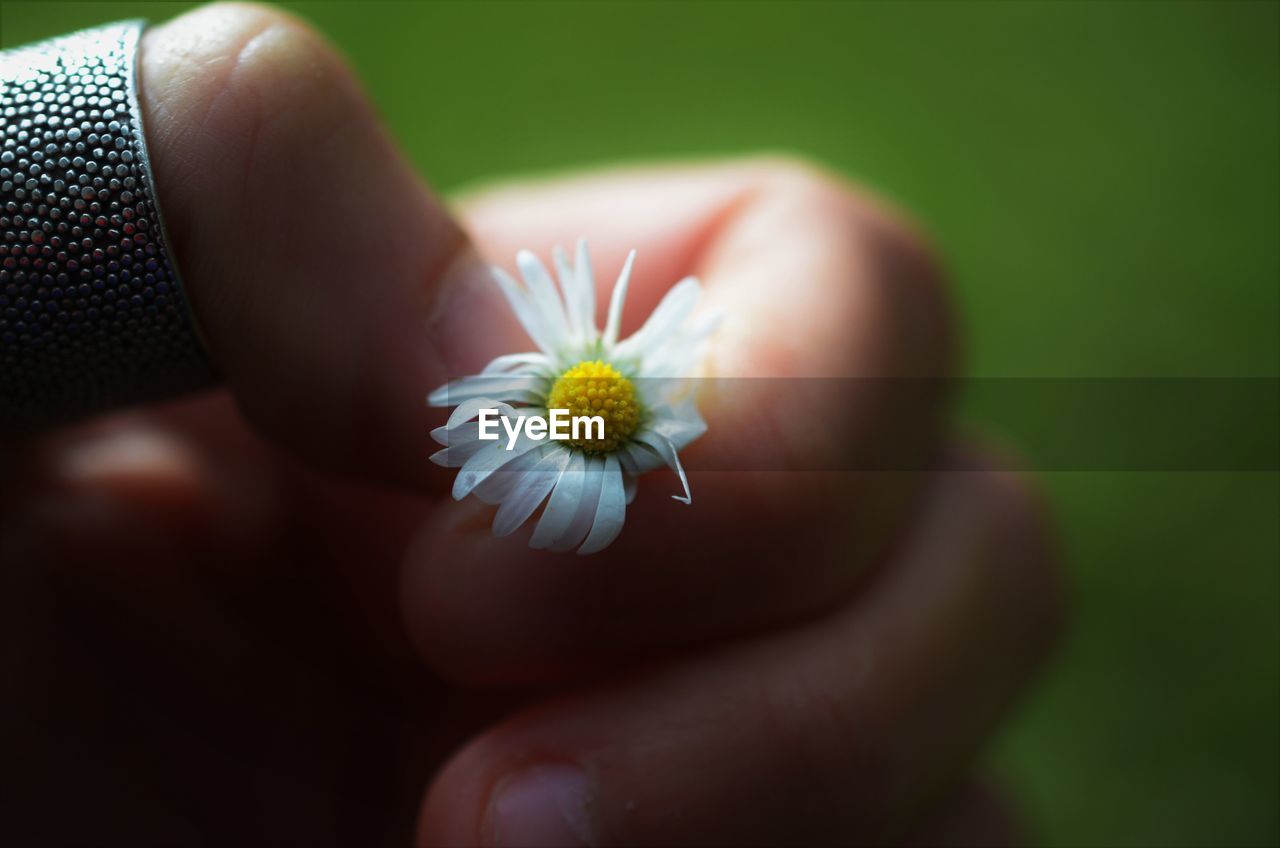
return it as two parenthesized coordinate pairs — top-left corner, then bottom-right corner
(1, 21), (214, 435)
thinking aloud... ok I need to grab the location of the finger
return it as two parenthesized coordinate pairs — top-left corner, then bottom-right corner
(0, 393), (280, 575)
(459, 158), (952, 382)
(135, 2), (504, 488)
(0, 389), (439, 679)
(0, 395), (459, 846)
(416, 455), (1065, 846)
(403, 158), (954, 683)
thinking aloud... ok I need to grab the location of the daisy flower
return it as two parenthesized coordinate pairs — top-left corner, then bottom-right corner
(427, 240), (718, 554)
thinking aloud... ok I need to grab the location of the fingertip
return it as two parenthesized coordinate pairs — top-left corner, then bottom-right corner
(421, 754), (597, 848)
(417, 728), (522, 848)
(417, 747), (490, 847)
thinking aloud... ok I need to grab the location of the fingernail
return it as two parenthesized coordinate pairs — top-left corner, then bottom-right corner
(487, 763), (594, 847)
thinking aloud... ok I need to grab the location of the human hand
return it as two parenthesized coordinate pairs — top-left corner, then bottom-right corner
(0, 4), (1064, 845)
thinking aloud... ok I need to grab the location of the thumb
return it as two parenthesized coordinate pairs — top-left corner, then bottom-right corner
(138, 2), (508, 488)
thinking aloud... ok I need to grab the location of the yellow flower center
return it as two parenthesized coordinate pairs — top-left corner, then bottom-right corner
(546, 359), (641, 453)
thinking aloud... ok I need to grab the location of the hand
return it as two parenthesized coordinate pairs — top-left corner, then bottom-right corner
(0, 4), (1064, 845)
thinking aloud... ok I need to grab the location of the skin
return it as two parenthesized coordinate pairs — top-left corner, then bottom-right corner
(0, 4), (1065, 846)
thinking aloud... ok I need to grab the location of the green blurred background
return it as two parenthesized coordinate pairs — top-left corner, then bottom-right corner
(4, 1), (1277, 845)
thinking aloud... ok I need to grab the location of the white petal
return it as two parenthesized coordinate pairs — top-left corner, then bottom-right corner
(615, 445), (641, 474)
(549, 455), (606, 553)
(636, 309), (723, 379)
(553, 244), (583, 341)
(648, 396), (708, 449)
(471, 444), (549, 505)
(517, 250), (569, 343)
(492, 448), (571, 537)
(492, 265), (559, 355)
(429, 422), (490, 466)
(624, 473), (638, 505)
(614, 276), (701, 362)
(530, 450), (586, 549)
(428, 374), (542, 407)
(480, 352), (551, 375)
(633, 430), (693, 504)
(432, 402), (538, 455)
(620, 439), (665, 473)
(428, 353), (546, 407)
(631, 375), (678, 410)
(452, 434), (540, 500)
(578, 454), (627, 554)
(426, 383), (451, 407)
(575, 237), (597, 339)
(688, 309), (725, 343)
(602, 249), (635, 348)
(429, 434), (488, 467)
(446, 397), (516, 430)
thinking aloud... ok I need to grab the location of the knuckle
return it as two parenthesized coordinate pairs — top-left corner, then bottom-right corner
(747, 155), (944, 273)
(747, 155), (956, 377)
